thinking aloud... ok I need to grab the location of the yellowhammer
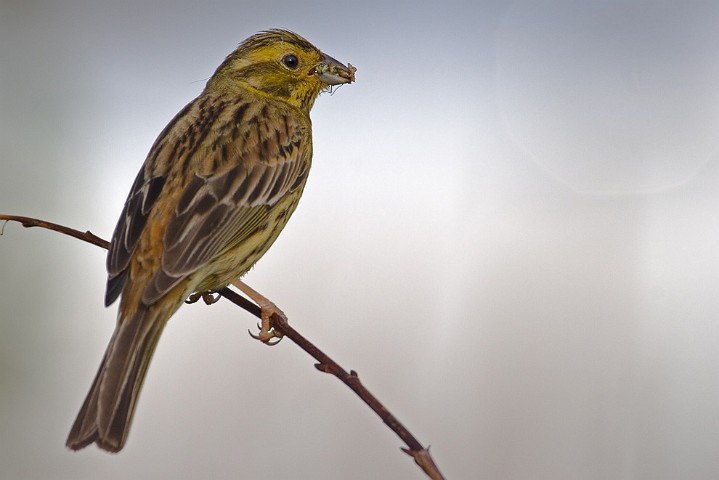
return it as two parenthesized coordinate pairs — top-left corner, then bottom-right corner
(66, 29), (355, 452)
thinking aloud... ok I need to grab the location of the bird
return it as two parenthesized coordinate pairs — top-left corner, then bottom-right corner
(66, 29), (355, 452)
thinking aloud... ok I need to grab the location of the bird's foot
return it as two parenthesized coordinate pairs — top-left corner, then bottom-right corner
(231, 279), (286, 346)
(248, 300), (285, 345)
(185, 291), (221, 305)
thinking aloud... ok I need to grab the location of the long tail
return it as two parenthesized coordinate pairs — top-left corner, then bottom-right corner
(66, 298), (178, 452)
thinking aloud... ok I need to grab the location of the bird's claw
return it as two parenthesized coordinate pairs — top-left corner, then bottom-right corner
(231, 279), (287, 346)
(185, 291), (220, 305)
(248, 326), (283, 345)
(248, 308), (285, 346)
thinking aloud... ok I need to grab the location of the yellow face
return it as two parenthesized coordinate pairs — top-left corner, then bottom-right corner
(209, 29), (355, 112)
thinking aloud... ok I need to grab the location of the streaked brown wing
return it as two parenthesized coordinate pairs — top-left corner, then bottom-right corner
(141, 104), (309, 304)
(104, 171), (166, 306)
(105, 93), (309, 307)
(104, 100), (199, 307)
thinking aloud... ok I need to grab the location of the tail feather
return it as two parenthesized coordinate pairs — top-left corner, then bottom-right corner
(66, 302), (172, 452)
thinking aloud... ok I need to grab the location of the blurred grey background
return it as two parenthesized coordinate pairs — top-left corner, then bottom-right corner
(2, 1), (719, 479)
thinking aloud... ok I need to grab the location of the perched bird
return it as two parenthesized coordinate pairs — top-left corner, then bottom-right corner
(66, 29), (355, 452)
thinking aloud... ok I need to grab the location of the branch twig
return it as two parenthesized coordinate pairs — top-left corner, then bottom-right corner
(0, 214), (109, 249)
(0, 213), (445, 480)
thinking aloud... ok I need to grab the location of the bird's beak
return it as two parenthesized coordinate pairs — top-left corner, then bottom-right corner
(313, 54), (356, 85)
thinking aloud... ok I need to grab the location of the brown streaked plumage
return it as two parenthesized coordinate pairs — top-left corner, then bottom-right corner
(66, 29), (355, 453)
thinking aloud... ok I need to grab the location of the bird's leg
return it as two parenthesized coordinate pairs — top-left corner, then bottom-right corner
(231, 279), (285, 345)
(185, 291), (221, 305)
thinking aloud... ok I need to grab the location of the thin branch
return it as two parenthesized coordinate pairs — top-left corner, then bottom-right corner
(0, 214), (445, 480)
(218, 288), (444, 478)
(0, 214), (109, 249)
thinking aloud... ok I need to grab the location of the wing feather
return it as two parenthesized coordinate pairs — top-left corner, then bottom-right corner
(144, 101), (308, 304)
(105, 91), (310, 307)
(105, 173), (166, 306)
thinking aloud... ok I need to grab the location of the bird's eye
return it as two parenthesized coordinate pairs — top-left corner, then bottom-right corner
(282, 54), (299, 70)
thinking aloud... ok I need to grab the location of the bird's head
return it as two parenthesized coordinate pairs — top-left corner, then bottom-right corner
(209, 29), (355, 112)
